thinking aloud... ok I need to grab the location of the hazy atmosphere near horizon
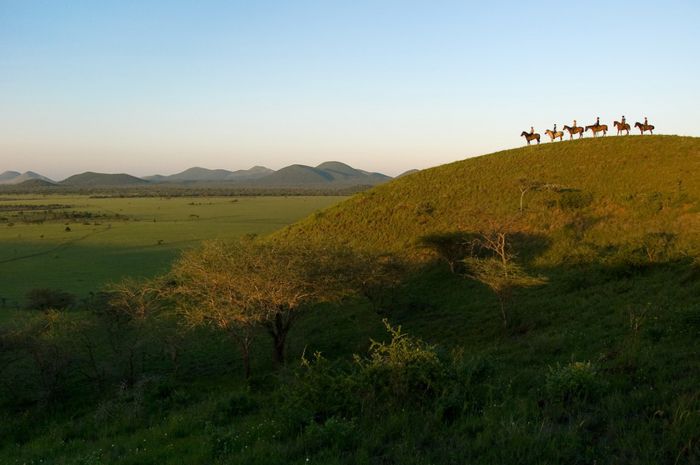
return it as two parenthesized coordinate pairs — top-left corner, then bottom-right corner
(2, 0), (699, 179)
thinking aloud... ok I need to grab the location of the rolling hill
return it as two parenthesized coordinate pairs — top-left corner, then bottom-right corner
(279, 135), (700, 258)
(13, 178), (57, 188)
(254, 161), (391, 187)
(0, 171), (21, 182)
(60, 171), (150, 187)
(1, 163), (391, 189)
(145, 166), (275, 183)
(0, 171), (55, 185)
(262, 135), (700, 462)
(143, 163), (387, 186)
(397, 168), (420, 178)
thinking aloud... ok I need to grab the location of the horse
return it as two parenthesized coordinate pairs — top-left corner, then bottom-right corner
(634, 122), (654, 134)
(585, 124), (608, 137)
(614, 121), (630, 135)
(520, 131), (540, 145)
(563, 125), (584, 140)
(545, 129), (564, 142)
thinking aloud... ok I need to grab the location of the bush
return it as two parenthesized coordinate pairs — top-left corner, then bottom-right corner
(544, 361), (602, 405)
(25, 288), (76, 311)
(354, 319), (444, 406)
(558, 191), (593, 211)
(283, 320), (488, 429)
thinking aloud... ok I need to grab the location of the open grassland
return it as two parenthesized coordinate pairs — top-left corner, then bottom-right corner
(2, 136), (700, 464)
(0, 195), (344, 304)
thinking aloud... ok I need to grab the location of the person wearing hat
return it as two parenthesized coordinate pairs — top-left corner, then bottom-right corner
(553, 123), (557, 133)
(621, 115), (626, 125)
(596, 116), (600, 126)
(644, 116), (648, 126)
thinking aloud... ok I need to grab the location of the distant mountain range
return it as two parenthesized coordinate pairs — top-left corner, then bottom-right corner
(143, 166), (274, 183)
(0, 171), (56, 185)
(0, 162), (409, 188)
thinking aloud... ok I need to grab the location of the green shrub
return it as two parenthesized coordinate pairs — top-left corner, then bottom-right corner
(558, 191), (593, 211)
(354, 319), (444, 407)
(283, 352), (358, 424)
(545, 361), (603, 405)
(283, 320), (487, 431)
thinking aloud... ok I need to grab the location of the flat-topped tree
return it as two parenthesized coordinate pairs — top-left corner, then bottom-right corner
(168, 238), (364, 373)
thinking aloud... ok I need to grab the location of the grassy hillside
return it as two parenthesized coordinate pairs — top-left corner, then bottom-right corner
(2, 136), (699, 464)
(279, 136), (700, 258)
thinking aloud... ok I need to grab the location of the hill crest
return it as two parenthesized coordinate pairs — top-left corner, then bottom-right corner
(278, 136), (700, 260)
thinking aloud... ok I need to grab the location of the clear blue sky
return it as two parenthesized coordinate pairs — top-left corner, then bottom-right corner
(1, 0), (699, 179)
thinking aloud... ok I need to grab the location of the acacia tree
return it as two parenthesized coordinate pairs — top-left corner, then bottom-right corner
(89, 278), (166, 386)
(463, 229), (545, 328)
(168, 241), (263, 378)
(169, 239), (362, 372)
(517, 178), (543, 213)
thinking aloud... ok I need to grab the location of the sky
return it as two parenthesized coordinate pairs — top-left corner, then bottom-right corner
(1, 0), (699, 180)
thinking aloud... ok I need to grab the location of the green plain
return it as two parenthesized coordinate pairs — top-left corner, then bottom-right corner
(0, 195), (344, 305)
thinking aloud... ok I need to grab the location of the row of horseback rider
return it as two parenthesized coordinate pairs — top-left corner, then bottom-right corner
(521, 116), (656, 144)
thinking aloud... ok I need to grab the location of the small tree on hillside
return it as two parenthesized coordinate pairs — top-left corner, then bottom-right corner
(93, 278), (165, 386)
(354, 252), (407, 314)
(168, 241), (264, 378)
(463, 229), (545, 328)
(418, 232), (478, 274)
(517, 178), (543, 214)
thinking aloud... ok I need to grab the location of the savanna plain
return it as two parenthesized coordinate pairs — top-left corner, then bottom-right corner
(1, 136), (700, 465)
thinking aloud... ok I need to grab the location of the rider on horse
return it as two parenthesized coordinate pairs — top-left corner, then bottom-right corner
(573, 119), (577, 128)
(621, 115), (626, 125)
(530, 126), (534, 135)
(644, 116), (648, 126)
(596, 116), (600, 127)
(553, 124), (557, 133)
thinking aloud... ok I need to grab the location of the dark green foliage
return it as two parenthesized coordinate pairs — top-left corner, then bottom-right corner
(418, 231), (478, 273)
(544, 361), (603, 405)
(282, 321), (489, 429)
(557, 190), (594, 211)
(25, 288), (76, 311)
